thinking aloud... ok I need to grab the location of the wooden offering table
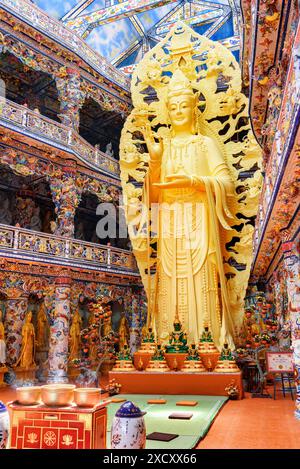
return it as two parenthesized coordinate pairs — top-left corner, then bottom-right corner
(9, 400), (108, 449)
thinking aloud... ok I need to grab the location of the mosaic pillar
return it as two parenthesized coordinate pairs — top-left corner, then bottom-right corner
(282, 240), (300, 419)
(49, 168), (82, 238)
(127, 292), (147, 353)
(48, 276), (71, 384)
(4, 295), (28, 366)
(56, 70), (86, 130)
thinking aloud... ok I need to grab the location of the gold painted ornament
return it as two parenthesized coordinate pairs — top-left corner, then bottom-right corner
(119, 22), (262, 349)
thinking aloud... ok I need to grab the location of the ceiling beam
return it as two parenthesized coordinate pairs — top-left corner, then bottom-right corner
(61, 0), (95, 21)
(63, 0), (178, 37)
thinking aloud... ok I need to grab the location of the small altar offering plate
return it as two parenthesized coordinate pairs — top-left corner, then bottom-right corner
(41, 384), (75, 407)
(16, 386), (41, 405)
(74, 388), (101, 407)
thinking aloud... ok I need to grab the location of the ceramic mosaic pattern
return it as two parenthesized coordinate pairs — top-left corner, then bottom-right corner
(48, 285), (71, 383)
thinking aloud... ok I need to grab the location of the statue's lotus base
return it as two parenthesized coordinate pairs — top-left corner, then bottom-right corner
(198, 342), (219, 354)
(112, 360), (135, 372)
(146, 360), (169, 372)
(109, 370), (243, 399)
(0, 366), (8, 387)
(182, 360), (206, 373)
(14, 365), (37, 381)
(214, 360), (240, 373)
(139, 342), (156, 353)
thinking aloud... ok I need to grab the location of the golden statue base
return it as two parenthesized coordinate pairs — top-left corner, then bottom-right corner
(112, 360), (135, 372)
(139, 342), (157, 353)
(14, 365), (37, 381)
(0, 366), (8, 387)
(214, 360), (240, 373)
(182, 360), (206, 373)
(146, 360), (169, 372)
(198, 342), (219, 353)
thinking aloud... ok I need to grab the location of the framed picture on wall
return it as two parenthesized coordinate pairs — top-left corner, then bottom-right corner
(266, 352), (294, 373)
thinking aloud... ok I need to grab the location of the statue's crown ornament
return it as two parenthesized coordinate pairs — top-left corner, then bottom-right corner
(167, 69), (194, 99)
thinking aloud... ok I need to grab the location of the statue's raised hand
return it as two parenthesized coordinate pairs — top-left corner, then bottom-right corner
(142, 123), (163, 163)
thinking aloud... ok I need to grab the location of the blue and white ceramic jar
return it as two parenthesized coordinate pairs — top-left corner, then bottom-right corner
(111, 401), (146, 449)
(0, 402), (10, 449)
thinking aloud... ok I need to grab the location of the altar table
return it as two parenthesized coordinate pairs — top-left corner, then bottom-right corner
(8, 401), (108, 449)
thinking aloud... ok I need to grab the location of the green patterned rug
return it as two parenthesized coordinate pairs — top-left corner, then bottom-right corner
(106, 394), (228, 449)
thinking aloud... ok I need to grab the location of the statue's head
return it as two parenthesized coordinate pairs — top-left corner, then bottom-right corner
(167, 69), (197, 133)
(27, 311), (32, 322)
(173, 310), (182, 331)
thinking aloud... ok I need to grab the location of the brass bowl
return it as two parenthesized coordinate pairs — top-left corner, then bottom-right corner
(16, 386), (41, 405)
(74, 388), (101, 408)
(41, 384), (75, 407)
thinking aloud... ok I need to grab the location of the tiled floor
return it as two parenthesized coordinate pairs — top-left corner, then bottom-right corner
(1, 385), (299, 449)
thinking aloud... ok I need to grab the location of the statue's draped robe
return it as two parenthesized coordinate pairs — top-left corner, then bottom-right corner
(148, 134), (235, 349)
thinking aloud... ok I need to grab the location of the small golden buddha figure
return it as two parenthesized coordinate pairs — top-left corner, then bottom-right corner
(102, 315), (112, 337)
(36, 301), (49, 350)
(69, 310), (82, 361)
(16, 311), (36, 369)
(118, 315), (129, 351)
(214, 342), (239, 373)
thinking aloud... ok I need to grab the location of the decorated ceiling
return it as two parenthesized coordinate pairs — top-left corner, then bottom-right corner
(33, 0), (241, 74)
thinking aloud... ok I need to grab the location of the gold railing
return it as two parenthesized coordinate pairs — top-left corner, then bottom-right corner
(0, 224), (137, 273)
(0, 98), (120, 177)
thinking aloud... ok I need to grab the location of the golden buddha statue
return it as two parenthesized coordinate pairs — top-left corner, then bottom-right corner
(102, 308), (112, 337)
(36, 301), (49, 349)
(120, 22), (262, 352)
(16, 311), (36, 369)
(118, 315), (129, 351)
(69, 310), (82, 361)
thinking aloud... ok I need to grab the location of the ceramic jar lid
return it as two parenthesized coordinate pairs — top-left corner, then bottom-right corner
(0, 401), (7, 413)
(116, 401), (146, 418)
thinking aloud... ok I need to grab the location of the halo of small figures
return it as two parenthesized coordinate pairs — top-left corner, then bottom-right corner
(112, 313), (239, 373)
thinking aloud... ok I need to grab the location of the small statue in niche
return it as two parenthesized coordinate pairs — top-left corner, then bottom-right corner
(118, 315), (129, 351)
(36, 302), (49, 350)
(105, 142), (114, 158)
(69, 310), (82, 361)
(30, 206), (42, 232)
(75, 221), (85, 241)
(15, 311), (36, 369)
(0, 193), (12, 226)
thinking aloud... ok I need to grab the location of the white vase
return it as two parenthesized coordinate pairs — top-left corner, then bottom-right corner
(111, 401), (146, 449)
(0, 402), (10, 449)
